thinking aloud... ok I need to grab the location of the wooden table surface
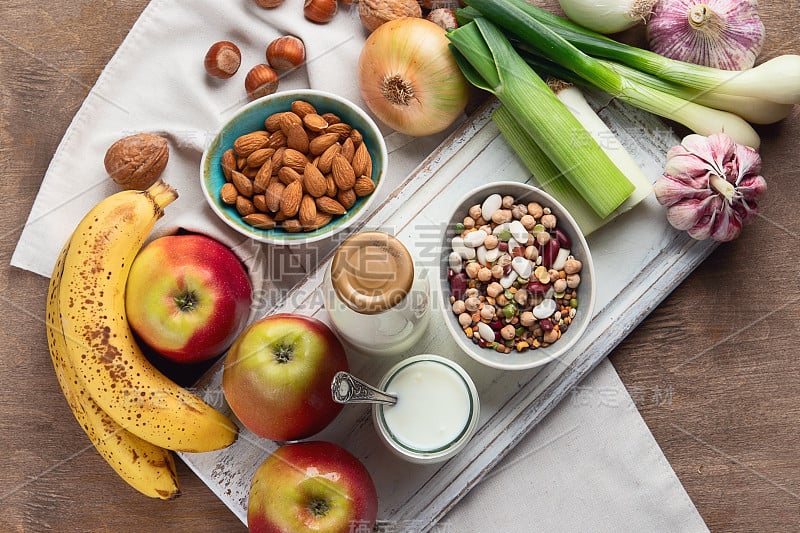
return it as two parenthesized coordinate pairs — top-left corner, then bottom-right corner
(2, 2), (798, 532)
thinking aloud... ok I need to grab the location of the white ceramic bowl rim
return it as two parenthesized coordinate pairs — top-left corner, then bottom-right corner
(439, 181), (597, 371)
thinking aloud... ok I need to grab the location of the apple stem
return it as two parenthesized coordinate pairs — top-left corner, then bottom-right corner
(174, 291), (199, 312)
(308, 497), (330, 517)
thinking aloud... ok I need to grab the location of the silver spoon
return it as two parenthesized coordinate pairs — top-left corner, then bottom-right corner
(331, 371), (397, 406)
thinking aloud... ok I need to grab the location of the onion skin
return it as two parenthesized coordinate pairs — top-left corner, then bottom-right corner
(358, 17), (469, 136)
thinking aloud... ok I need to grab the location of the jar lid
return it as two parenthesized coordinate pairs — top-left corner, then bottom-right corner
(330, 231), (414, 315)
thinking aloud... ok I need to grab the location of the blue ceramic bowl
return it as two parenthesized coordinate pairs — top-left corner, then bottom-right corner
(201, 89), (387, 245)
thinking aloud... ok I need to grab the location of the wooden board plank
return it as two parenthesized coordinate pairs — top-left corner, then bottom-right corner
(179, 96), (718, 530)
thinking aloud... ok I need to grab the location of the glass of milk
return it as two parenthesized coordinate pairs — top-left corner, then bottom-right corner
(322, 231), (431, 356)
(372, 354), (480, 464)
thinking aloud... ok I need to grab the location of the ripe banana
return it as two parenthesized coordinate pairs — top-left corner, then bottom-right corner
(47, 241), (180, 499)
(57, 181), (238, 452)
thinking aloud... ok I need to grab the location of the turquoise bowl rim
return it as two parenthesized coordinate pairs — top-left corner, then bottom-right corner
(200, 89), (388, 245)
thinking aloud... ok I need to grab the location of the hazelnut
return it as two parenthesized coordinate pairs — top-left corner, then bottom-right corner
(303, 0), (337, 24)
(426, 8), (459, 31)
(266, 36), (306, 71)
(204, 41), (241, 79)
(245, 64), (279, 100)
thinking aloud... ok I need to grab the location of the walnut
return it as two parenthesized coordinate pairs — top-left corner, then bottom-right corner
(103, 133), (169, 190)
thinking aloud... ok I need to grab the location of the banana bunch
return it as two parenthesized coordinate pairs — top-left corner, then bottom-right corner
(46, 180), (238, 499)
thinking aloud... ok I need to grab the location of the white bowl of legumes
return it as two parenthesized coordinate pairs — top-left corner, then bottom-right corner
(440, 181), (596, 371)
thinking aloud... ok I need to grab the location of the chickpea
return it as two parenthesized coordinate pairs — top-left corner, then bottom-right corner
(520, 311), (536, 327)
(458, 312), (472, 328)
(563, 258), (583, 275)
(477, 267), (493, 282)
(543, 329), (559, 344)
(486, 282), (504, 298)
(566, 273), (581, 289)
(465, 296), (481, 312)
(520, 214), (536, 230)
(501, 324), (516, 340)
(514, 288), (529, 307)
(480, 305), (496, 321)
(483, 234), (499, 249)
(496, 294), (509, 307)
(463, 216), (475, 229)
(452, 300), (466, 315)
(491, 209), (513, 224)
(527, 202), (543, 219)
(525, 245), (538, 261)
(491, 265), (504, 279)
(536, 231), (550, 245)
(511, 205), (526, 220)
(548, 269), (560, 283)
(553, 278), (568, 293)
(468, 204), (482, 220)
(465, 287), (480, 299)
(465, 261), (481, 279)
(541, 213), (557, 229)
(501, 195), (515, 209)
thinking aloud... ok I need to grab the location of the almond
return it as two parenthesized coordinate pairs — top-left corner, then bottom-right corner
(234, 130), (269, 157)
(278, 165), (303, 185)
(236, 196), (256, 217)
(253, 194), (268, 213)
(232, 170), (254, 197)
(349, 128), (363, 147)
(291, 100), (317, 118)
(340, 137), (355, 163)
(268, 130), (288, 149)
(237, 155), (248, 170)
(246, 147), (275, 168)
(221, 148), (236, 181)
(265, 181), (285, 212)
(326, 122), (352, 142)
(243, 212), (276, 230)
(325, 174), (337, 197)
(331, 154), (356, 190)
(271, 147), (286, 175)
(298, 195), (317, 227)
(317, 143), (341, 174)
(321, 112), (341, 125)
(282, 218), (303, 233)
(309, 132), (340, 156)
(220, 182), (238, 204)
(302, 113), (328, 133)
(337, 188), (357, 210)
(351, 142), (371, 178)
(253, 161), (272, 194)
(282, 149), (308, 172)
(279, 111), (303, 134)
(264, 112), (285, 133)
(316, 196), (347, 215)
(303, 162), (328, 198)
(242, 166), (259, 179)
(353, 176), (376, 197)
(280, 180), (303, 217)
(306, 212), (333, 231)
(286, 124), (310, 153)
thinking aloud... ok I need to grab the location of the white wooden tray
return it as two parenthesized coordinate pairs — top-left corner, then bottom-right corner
(179, 96), (718, 531)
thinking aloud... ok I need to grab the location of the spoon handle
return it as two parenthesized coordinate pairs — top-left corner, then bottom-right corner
(331, 371), (397, 406)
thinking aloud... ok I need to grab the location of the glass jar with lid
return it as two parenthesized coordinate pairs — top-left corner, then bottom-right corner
(321, 231), (430, 356)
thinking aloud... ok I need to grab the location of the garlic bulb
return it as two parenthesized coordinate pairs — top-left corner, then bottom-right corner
(558, 0), (657, 34)
(647, 0), (765, 70)
(654, 133), (766, 242)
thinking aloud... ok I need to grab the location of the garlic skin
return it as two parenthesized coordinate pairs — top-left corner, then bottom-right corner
(647, 0), (765, 70)
(654, 133), (766, 242)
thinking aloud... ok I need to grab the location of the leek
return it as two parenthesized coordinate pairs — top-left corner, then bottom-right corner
(493, 83), (653, 236)
(461, 0), (800, 105)
(461, 0), (761, 149)
(447, 18), (634, 218)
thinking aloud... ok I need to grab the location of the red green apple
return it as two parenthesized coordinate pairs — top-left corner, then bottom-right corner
(248, 441), (378, 533)
(125, 233), (252, 364)
(222, 313), (349, 441)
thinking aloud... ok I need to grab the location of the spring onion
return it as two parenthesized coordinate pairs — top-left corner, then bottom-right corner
(492, 82), (653, 235)
(447, 18), (634, 218)
(462, 0), (761, 148)
(461, 0), (800, 105)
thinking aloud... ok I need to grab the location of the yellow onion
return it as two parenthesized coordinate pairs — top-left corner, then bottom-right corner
(358, 17), (469, 136)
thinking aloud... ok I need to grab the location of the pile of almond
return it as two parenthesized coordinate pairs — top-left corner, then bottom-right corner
(219, 99), (376, 234)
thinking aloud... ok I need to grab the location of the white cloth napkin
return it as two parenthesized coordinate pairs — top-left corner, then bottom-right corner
(11, 0), (707, 530)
